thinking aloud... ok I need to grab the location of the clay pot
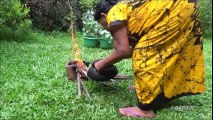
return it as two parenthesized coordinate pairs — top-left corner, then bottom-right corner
(66, 61), (77, 80)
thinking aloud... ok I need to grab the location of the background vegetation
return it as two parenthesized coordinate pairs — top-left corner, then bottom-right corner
(0, 0), (32, 41)
(199, 0), (212, 38)
(0, 0), (212, 41)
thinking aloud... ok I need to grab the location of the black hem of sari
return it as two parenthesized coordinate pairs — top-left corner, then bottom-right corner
(137, 92), (202, 111)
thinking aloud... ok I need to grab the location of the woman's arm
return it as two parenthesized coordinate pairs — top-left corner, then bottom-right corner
(94, 24), (134, 72)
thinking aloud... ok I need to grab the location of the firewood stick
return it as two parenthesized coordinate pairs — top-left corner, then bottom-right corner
(77, 72), (81, 97)
(77, 67), (92, 100)
(79, 79), (92, 100)
(79, 67), (90, 79)
(113, 74), (132, 79)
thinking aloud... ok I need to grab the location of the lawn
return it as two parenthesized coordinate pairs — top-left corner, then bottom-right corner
(0, 32), (212, 120)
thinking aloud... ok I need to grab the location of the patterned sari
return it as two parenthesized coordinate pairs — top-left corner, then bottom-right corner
(106, 0), (205, 104)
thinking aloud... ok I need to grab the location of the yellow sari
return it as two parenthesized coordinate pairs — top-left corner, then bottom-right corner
(106, 0), (205, 104)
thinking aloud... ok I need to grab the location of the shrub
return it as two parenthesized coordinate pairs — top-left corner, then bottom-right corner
(79, 0), (97, 10)
(82, 10), (101, 37)
(0, 0), (32, 41)
(25, 0), (98, 32)
(26, 0), (71, 31)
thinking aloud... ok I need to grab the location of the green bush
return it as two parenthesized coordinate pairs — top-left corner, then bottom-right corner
(0, 0), (32, 41)
(79, 0), (98, 9)
(65, 0), (97, 31)
(82, 10), (101, 37)
(72, 0), (98, 31)
(199, 0), (212, 38)
(24, 0), (98, 32)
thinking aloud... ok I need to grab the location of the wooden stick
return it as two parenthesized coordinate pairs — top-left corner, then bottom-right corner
(79, 79), (92, 100)
(113, 74), (132, 79)
(77, 72), (81, 97)
(76, 68), (92, 100)
(67, 0), (73, 31)
(79, 67), (89, 79)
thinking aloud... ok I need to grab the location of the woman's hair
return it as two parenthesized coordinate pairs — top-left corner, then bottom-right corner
(94, 0), (118, 21)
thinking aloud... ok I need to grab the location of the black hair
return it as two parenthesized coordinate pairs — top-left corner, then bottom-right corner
(94, 0), (118, 21)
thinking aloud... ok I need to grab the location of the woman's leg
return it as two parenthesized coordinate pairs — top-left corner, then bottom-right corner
(118, 106), (155, 118)
(119, 93), (171, 118)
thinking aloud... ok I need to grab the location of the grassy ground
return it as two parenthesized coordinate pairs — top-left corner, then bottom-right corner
(0, 32), (212, 120)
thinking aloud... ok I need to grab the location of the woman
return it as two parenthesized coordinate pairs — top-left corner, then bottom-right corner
(89, 0), (206, 118)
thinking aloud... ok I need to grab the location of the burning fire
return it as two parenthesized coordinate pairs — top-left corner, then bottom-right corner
(71, 30), (84, 67)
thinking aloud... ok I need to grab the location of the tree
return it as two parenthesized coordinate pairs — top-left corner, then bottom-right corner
(0, 0), (31, 41)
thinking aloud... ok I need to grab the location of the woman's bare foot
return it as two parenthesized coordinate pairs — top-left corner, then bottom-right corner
(118, 106), (156, 118)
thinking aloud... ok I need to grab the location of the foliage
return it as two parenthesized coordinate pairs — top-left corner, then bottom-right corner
(79, 0), (98, 10)
(26, 0), (71, 31)
(199, 0), (212, 38)
(0, 20), (32, 42)
(0, 32), (212, 119)
(25, 0), (98, 32)
(100, 30), (113, 43)
(82, 10), (102, 37)
(82, 8), (113, 41)
(0, 0), (32, 41)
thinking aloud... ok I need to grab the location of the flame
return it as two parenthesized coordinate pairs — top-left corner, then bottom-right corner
(71, 29), (84, 67)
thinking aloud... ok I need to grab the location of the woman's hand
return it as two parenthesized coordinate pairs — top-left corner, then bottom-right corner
(94, 24), (133, 72)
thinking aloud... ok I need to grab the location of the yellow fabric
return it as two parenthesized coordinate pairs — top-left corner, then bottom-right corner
(107, 0), (206, 104)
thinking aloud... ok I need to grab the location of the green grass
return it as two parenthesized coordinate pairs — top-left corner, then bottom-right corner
(0, 32), (212, 120)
